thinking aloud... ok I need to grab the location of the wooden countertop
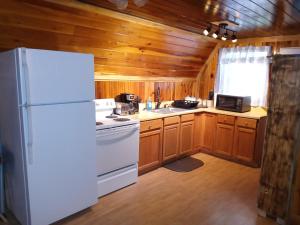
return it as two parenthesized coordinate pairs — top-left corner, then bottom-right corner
(127, 107), (267, 122)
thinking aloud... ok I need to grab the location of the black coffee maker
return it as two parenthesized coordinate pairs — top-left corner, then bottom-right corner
(117, 93), (140, 114)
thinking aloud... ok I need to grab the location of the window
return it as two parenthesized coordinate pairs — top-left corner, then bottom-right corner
(215, 46), (271, 107)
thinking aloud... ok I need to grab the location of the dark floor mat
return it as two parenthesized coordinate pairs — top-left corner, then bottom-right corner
(164, 157), (204, 172)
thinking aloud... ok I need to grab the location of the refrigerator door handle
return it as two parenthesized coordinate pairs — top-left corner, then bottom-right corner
(22, 49), (34, 164)
(26, 106), (34, 164)
(21, 48), (31, 106)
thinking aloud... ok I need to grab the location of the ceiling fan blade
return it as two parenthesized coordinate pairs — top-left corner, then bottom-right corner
(108, 0), (128, 10)
(133, 0), (148, 7)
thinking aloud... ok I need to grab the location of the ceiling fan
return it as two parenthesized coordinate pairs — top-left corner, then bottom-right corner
(108, 0), (148, 10)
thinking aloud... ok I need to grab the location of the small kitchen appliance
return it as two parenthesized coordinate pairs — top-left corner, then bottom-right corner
(216, 94), (251, 112)
(115, 93), (140, 115)
(95, 98), (140, 197)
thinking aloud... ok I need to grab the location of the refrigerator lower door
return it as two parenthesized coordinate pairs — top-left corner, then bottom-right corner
(22, 102), (97, 225)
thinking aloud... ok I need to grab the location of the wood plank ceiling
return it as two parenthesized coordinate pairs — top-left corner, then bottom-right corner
(0, 0), (218, 78)
(81, 0), (300, 38)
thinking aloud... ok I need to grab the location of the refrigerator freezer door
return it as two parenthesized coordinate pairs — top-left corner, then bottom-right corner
(23, 102), (97, 225)
(19, 48), (94, 105)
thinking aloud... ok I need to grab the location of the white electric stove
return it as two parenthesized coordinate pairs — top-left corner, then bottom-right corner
(94, 99), (140, 197)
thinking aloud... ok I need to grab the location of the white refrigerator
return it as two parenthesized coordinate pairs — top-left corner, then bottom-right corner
(0, 48), (98, 225)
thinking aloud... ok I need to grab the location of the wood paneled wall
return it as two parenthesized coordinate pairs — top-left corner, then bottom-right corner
(95, 80), (197, 102)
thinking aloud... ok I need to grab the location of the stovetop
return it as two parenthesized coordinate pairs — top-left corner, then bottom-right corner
(94, 98), (139, 130)
(96, 113), (139, 130)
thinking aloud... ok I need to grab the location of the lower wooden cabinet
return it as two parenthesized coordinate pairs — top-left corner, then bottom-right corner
(139, 113), (266, 175)
(193, 113), (203, 150)
(233, 126), (256, 162)
(199, 114), (266, 167)
(139, 119), (163, 174)
(215, 123), (234, 156)
(163, 123), (180, 161)
(180, 120), (194, 155)
(201, 113), (217, 151)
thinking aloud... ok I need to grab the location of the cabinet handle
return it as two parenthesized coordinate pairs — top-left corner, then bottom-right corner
(148, 125), (152, 130)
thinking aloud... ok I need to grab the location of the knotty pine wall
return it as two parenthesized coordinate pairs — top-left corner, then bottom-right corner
(0, 0), (218, 102)
(95, 80), (197, 101)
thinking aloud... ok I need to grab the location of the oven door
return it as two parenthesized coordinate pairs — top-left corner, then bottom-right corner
(96, 123), (140, 175)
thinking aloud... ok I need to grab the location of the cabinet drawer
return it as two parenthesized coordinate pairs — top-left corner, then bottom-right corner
(181, 114), (195, 122)
(217, 114), (235, 125)
(140, 119), (163, 132)
(236, 117), (257, 129)
(164, 116), (180, 126)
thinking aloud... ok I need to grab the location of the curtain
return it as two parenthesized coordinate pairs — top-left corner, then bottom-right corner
(215, 46), (271, 107)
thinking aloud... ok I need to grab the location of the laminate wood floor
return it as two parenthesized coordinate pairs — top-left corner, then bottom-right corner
(1, 153), (277, 225)
(55, 153), (276, 225)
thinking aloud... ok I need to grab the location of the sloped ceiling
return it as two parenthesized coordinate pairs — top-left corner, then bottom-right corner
(0, 0), (218, 78)
(81, 0), (300, 38)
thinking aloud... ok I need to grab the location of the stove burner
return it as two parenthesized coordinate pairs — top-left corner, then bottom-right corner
(96, 122), (103, 125)
(113, 118), (130, 122)
(106, 115), (118, 119)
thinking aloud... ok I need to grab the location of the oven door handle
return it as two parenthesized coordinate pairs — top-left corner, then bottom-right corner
(96, 125), (140, 138)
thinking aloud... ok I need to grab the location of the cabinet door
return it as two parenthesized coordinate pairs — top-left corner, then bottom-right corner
(193, 113), (203, 150)
(163, 124), (180, 161)
(233, 127), (256, 162)
(139, 129), (162, 172)
(180, 121), (194, 155)
(215, 123), (234, 156)
(201, 113), (217, 151)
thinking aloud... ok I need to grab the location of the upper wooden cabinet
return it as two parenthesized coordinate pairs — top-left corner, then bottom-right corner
(201, 113), (217, 151)
(179, 115), (194, 155)
(139, 119), (163, 174)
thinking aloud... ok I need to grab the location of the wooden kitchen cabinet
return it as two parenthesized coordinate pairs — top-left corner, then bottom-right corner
(215, 123), (235, 156)
(179, 114), (194, 155)
(233, 125), (256, 163)
(139, 119), (163, 174)
(163, 116), (180, 162)
(193, 113), (203, 150)
(201, 113), (217, 151)
(214, 115), (235, 156)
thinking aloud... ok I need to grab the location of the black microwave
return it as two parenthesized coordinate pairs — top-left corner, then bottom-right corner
(216, 94), (251, 112)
